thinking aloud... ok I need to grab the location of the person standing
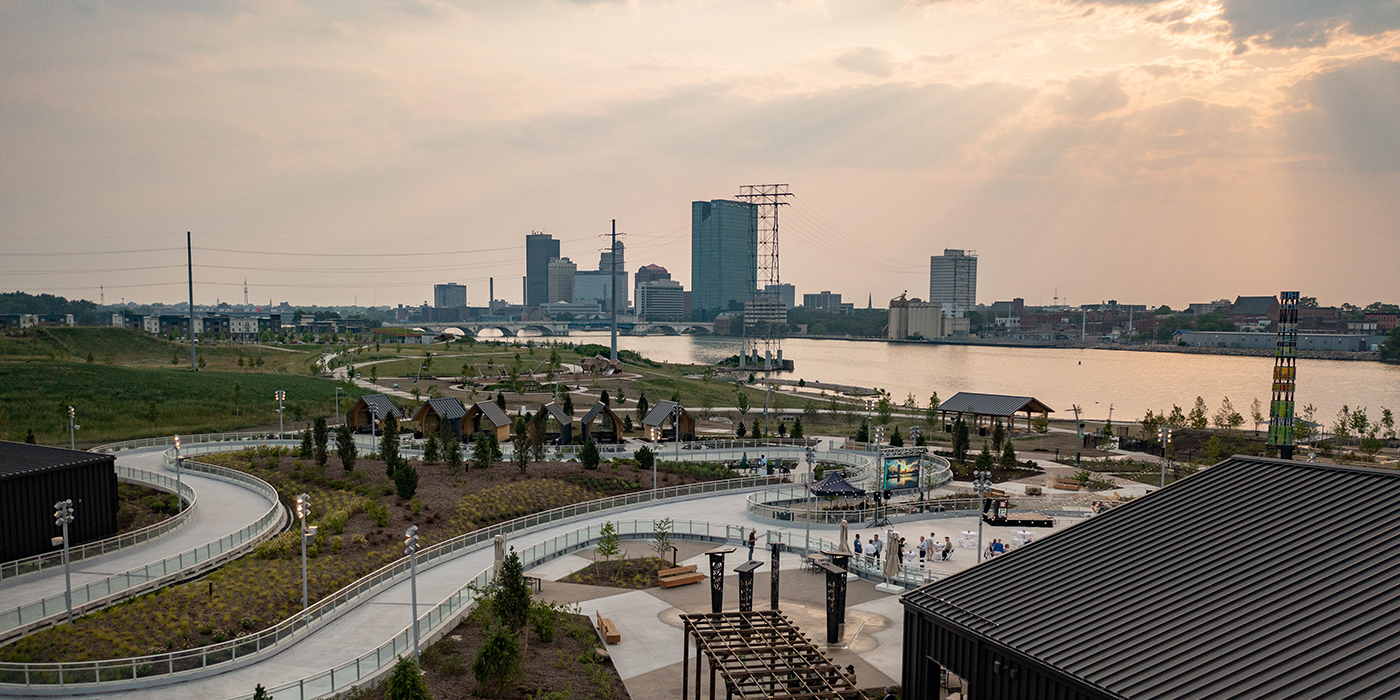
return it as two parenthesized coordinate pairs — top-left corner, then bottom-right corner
(854, 534), (863, 556)
(747, 528), (757, 560)
(918, 536), (928, 568)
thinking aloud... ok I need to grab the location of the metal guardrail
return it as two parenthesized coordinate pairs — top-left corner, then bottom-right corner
(0, 465), (783, 691)
(0, 459), (285, 644)
(0, 467), (196, 581)
(237, 519), (762, 700)
(763, 529), (940, 588)
(748, 491), (1100, 526)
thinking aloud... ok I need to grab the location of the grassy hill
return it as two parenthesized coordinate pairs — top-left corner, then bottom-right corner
(0, 363), (367, 446)
(0, 327), (314, 374)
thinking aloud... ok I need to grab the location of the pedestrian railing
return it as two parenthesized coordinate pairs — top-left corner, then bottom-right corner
(763, 530), (939, 588)
(0, 466), (197, 581)
(0, 460), (284, 644)
(235, 519), (759, 700)
(0, 468), (783, 691)
(748, 490), (1100, 526)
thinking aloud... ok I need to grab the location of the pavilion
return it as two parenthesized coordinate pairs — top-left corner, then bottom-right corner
(936, 392), (1052, 435)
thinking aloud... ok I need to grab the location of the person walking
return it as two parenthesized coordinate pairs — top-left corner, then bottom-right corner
(853, 534), (863, 556)
(748, 528), (757, 560)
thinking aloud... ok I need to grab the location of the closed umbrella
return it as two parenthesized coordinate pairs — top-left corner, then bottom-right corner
(838, 520), (852, 554)
(882, 529), (902, 583)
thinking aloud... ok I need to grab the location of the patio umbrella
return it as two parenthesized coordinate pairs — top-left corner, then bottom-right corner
(837, 520), (852, 554)
(493, 533), (507, 569)
(882, 529), (902, 582)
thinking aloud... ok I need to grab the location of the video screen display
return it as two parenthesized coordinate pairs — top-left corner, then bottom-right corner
(882, 453), (922, 491)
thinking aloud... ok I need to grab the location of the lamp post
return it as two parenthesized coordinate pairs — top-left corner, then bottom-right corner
(68, 406), (76, 450)
(276, 390), (286, 440)
(53, 499), (75, 623)
(874, 426), (884, 448)
(804, 445), (815, 553)
(405, 525), (421, 661)
(666, 404), (682, 496)
(1072, 404), (1083, 465)
(865, 398), (874, 449)
(334, 387), (341, 424)
(296, 493), (313, 610)
(972, 470), (992, 561)
(1158, 427), (1173, 488)
(173, 435), (183, 513)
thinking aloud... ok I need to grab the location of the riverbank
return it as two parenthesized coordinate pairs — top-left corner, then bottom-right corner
(780, 334), (1385, 362)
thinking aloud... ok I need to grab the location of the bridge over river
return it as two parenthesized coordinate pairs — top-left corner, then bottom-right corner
(389, 320), (715, 337)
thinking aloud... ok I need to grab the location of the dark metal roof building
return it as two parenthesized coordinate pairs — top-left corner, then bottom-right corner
(463, 401), (513, 442)
(0, 441), (118, 562)
(937, 392), (1053, 435)
(346, 394), (405, 431)
(412, 398), (467, 439)
(580, 402), (623, 444)
(533, 401), (574, 445)
(901, 455), (1400, 700)
(642, 400), (695, 441)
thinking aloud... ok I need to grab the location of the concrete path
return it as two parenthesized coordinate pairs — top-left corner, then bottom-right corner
(0, 447), (277, 614)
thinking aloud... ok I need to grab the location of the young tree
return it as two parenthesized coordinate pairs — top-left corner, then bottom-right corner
(299, 429), (314, 460)
(422, 432), (441, 465)
(511, 418), (531, 474)
(472, 622), (522, 698)
(651, 518), (674, 559)
(313, 416), (329, 467)
(381, 413), (401, 476)
(142, 400), (160, 437)
(1250, 398), (1266, 435)
(492, 549), (531, 631)
(1188, 397), (1209, 429)
(975, 441), (996, 471)
(615, 386), (625, 405)
(876, 396), (892, 426)
(232, 382), (243, 416)
(600, 389), (610, 406)
(925, 392), (940, 427)
(636, 393), (650, 422)
(495, 390), (506, 411)
(853, 422), (866, 443)
(579, 437), (600, 470)
(1351, 407), (1371, 444)
(889, 425), (904, 446)
(1297, 403), (1317, 442)
(791, 416), (804, 439)
(528, 417), (545, 462)
(595, 521), (620, 564)
(1382, 407), (1396, 440)
(488, 430), (503, 462)
(472, 431), (493, 470)
(778, 421), (788, 438)
(1033, 413), (1050, 450)
(444, 435), (463, 473)
(335, 424), (357, 472)
(1213, 397), (1235, 430)
(562, 392), (573, 416)
(1000, 439), (1018, 468)
(1334, 406), (1352, 446)
(992, 420), (1005, 451)
(635, 445), (655, 469)
(393, 461), (419, 499)
(735, 389), (751, 419)
(1166, 405), (1186, 428)
(370, 365), (378, 383)
(952, 416), (970, 464)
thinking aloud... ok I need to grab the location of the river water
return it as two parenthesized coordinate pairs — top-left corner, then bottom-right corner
(572, 333), (1399, 423)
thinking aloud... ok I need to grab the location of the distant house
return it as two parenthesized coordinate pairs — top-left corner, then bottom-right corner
(1228, 295), (1279, 332)
(580, 402), (624, 444)
(642, 400), (695, 442)
(347, 394), (406, 433)
(463, 401), (513, 442)
(532, 401), (573, 445)
(412, 398), (467, 441)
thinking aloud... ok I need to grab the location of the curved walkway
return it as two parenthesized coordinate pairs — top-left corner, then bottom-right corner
(0, 447), (278, 636)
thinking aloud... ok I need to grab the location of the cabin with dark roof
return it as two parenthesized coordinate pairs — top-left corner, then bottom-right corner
(902, 455), (1400, 700)
(0, 441), (118, 562)
(463, 401), (513, 442)
(580, 402), (624, 444)
(346, 394), (406, 433)
(412, 398), (467, 441)
(531, 401), (573, 445)
(936, 392), (1052, 436)
(642, 400), (694, 441)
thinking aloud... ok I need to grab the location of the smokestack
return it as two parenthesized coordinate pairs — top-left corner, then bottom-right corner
(489, 278), (494, 307)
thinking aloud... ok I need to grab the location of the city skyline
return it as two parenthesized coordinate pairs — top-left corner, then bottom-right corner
(3, 1), (1398, 309)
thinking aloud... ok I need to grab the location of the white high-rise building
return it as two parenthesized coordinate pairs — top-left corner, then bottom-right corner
(929, 249), (977, 313)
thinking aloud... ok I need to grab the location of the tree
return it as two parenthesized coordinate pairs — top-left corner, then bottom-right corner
(299, 429), (314, 460)
(252, 684), (272, 700)
(889, 425), (904, 446)
(142, 400), (160, 437)
(1213, 397), (1235, 430)
(853, 422), (865, 443)
(393, 461), (419, 499)
(1033, 414), (1050, 449)
(1351, 407), (1371, 444)
(952, 416), (970, 464)
(925, 392), (940, 427)
(579, 438), (600, 470)
(1166, 405), (1186, 428)
(992, 420), (1005, 451)
(876, 396), (892, 425)
(595, 521), (620, 564)
(422, 432), (441, 464)
(232, 382), (243, 416)
(472, 622), (522, 698)
(444, 434), (463, 473)
(381, 413), (401, 476)
(615, 386), (625, 404)
(777, 421), (787, 437)
(635, 445), (654, 469)
(528, 417), (545, 463)
(511, 418), (531, 474)
(562, 392), (573, 416)
(636, 393), (650, 422)
(313, 416), (329, 467)
(1250, 398), (1266, 435)
(1297, 404), (1317, 442)
(1188, 397), (1209, 429)
(335, 424), (357, 472)
(25, 429), (36, 444)
(494, 390), (506, 411)
(735, 389), (751, 418)
(370, 365), (378, 383)
(600, 389), (610, 406)
(652, 518), (674, 559)
(1333, 406), (1352, 446)
(472, 432), (494, 470)
(1381, 327), (1400, 361)
(791, 416), (804, 439)
(975, 441), (995, 471)
(1000, 439), (1018, 468)
(492, 549), (531, 631)
(1382, 407), (1396, 440)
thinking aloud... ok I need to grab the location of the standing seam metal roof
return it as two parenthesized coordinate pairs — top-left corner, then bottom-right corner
(936, 392), (1053, 417)
(359, 394), (405, 420)
(469, 401), (512, 428)
(903, 456), (1400, 700)
(0, 441), (111, 480)
(539, 402), (571, 425)
(581, 402), (620, 427)
(642, 400), (689, 427)
(422, 397), (466, 421)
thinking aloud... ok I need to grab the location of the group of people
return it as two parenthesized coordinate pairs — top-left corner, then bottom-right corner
(852, 532), (955, 568)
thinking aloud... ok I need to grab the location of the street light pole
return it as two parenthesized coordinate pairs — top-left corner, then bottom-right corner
(174, 435), (183, 513)
(334, 387), (341, 425)
(68, 406), (76, 450)
(53, 499), (74, 623)
(973, 471), (991, 561)
(667, 404), (682, 496)
(865, 398), (874, 449)
(296, 493), (312, 610)
(405, 525), (421, 661)
(276, 390), (286, 440)
(1158, 427), (1173, 488)
(1072, 404), (1083, 465)
(804, 445), (815, 553)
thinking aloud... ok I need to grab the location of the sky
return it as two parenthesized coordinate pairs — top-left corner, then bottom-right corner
(2, 0), (1398, 310)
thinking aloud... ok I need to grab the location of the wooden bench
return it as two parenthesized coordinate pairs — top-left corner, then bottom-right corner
(595, 609), (621, 645)
(658, 564), (704, 588)
(1051, 479), (1081, 491)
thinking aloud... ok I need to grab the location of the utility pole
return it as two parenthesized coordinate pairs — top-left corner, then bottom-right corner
(735, 184), (792, 373)
(187, 231), (196, 371)
(972, 471), (991, 562)
(610, 220), (618, 362)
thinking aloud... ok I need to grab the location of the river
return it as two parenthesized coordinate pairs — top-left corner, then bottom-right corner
(570, 333), (1400, 424)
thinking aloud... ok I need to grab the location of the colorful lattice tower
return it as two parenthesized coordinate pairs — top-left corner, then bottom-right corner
(1267, 291), (1300, 459)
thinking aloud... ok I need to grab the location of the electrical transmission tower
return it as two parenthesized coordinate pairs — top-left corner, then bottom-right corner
(735, 184), (792, 371)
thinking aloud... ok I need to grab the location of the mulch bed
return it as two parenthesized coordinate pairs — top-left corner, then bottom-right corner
(562, 557), (672, 590)
(115, 482), (178, 534)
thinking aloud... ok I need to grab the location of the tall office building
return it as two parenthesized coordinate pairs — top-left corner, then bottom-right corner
(764, 283), (795, 310)
(691, 199), (757, 320)
(637, 279), (685, 320)
(547, 257), (576, 303)
(929, 249), (977, 313)
(433, 283), (467, 308)
(525, 232), (560, 307)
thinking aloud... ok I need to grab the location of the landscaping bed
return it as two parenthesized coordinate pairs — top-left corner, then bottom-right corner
(115, 481), (178, 534)
(561, 557), (673, 589)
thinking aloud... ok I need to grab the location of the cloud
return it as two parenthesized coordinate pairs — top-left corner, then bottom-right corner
(1054, 73), (1129, 118)
(833, 46), (896, 77)
(1283, 58), (1400, 172)
(1077, 0), (1400, 49)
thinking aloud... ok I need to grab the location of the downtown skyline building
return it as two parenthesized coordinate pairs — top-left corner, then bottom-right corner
(432, 283), (466, 308)
(525, 232), (560, 307)
(929, 248), (977, 314)
(691, 199), (757, 321)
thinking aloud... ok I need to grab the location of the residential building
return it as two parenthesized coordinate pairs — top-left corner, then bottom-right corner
(1299, 306), (1341, 331)
(525, 232), (560, 307)
(1364, 312), (1398, 331)
(764, 283), (795, 310)
(547, 257), (576, 304)
(691, 199), (757, 320)
(928, 249), (977, 313)
(637, 279), (685, 320)
(803, 291), (845, 314)
(888, 294), (946, 340)
(743, 291), (788, 330)
(1228, 295), (1279, 331)
(433, 283), (467, 308)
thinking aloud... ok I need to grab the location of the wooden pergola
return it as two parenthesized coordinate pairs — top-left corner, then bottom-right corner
(681, 610), (868, 700)
(936, 391), (1053, 435)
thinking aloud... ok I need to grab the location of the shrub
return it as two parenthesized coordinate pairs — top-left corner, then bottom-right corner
(394, 462), (419, 500)
(492, 550), (531, 631)
(580, 439), (600, 470)
(423, 433), (441, 465)
(366, 500), (391, 528)
(335, 425), (357, 472)
(472, 622), (523, 697)
(635, 445), (654, 469)
(387, 654), (433, 700)
(313, 417), (329, 467)
(299, 429), (314, 460)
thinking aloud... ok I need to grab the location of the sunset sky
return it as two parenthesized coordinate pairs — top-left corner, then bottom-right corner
(3, 0), (1398, 309)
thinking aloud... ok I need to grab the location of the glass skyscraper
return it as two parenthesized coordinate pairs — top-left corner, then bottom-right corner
(691, 199), (756, 320)
(525, 232), (560, 307)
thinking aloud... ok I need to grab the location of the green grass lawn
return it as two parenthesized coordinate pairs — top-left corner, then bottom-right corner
(0, 362), (368, 445)
(1, 327), (316, 374)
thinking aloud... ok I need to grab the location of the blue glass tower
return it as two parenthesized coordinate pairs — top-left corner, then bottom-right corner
(691, 200), (756, 320)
